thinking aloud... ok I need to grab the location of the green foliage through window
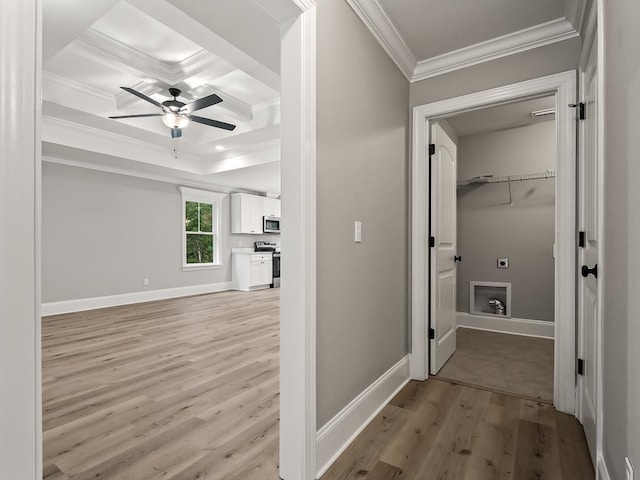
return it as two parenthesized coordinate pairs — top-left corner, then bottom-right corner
(185, 200), (215, 264)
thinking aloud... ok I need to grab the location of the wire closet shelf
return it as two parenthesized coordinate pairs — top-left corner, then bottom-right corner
(457, 169), (556, 187)
(457, 169), (556, 206)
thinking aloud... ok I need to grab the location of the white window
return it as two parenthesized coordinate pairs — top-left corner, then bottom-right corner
(179, 187), (225, 270)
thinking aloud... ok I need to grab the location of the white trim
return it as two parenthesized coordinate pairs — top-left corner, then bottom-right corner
(278, 3), (317, 480)
(411, 71), (577, 415)
(413, 18), (578, 82)
(345, 0), (415, 80)
(41, 282), (233, 317)
(315, 355), (411, 478)
(597, 453), (611, 480)
(565, 0), (589, 33)
(179, 187), (226, 268)
(579, 0), (597, 71)
(457, 313), (555, 339)
(0, 0), (42, 477)
(345, 1), (579, 82)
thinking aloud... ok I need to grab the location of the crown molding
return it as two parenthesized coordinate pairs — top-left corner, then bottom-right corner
(188, 84), (253, 121)
(412, 18), (579, 82)
(345, 0), (416, 81)
(348, 0), (581, 82)
(565, 0), (588, 33)
(43, 71), (114, 109)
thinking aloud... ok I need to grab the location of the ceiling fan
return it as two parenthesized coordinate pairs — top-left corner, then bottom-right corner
(109, 87), (236, 138)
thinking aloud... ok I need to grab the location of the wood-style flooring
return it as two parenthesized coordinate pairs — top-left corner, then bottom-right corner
(437, 327), (554, 403)
(321, 378), (594, 480)
(42, 289), (280, 480)
(44, 290), (593, 480)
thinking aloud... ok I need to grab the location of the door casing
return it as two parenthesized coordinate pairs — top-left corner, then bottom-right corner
(411, 70), (577, 414)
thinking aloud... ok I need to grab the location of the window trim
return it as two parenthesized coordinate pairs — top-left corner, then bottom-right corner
(179, 187), (226, 271)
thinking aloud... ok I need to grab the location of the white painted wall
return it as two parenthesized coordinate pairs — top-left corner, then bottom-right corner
(42, 161), (279, 304)
(456, 121), (556, 322)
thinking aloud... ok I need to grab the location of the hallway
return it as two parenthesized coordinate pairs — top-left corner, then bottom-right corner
(321, 378), (594, 480)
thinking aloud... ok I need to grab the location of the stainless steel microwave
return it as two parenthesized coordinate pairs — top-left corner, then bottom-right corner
(263, 216), (281, 234)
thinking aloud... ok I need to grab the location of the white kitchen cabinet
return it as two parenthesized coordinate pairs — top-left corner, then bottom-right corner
(262, 197), (281, 218)
(232, 253), (273, 291)
(230, 193), (264, 234)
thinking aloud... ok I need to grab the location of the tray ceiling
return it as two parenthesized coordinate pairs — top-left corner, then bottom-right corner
(42, 0), (282, 195)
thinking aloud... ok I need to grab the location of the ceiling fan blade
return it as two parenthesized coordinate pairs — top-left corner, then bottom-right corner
(183, 93), (223, 113)
(120, 87), (164, 108)
(108, 113), (163, 119)
(170, 128), (182, 138)
(188, 115), (236, 131)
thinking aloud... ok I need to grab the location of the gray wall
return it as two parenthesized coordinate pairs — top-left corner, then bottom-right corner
(456, 122), (556, 321)
(410, 38), (582, 107)
(602, 1), (640, 478)
(42, 162), (278, 303)
(316, 0), (409, 427)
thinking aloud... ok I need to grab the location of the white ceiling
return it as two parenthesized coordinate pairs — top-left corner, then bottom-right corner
(347, 0), (589, 80)
(42, 0), (283, 195)
(446, 96), (556, 137)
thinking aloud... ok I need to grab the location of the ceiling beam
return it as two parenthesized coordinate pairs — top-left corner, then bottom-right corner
(128, 0), (280, 91)
(43, 0), (121, 63)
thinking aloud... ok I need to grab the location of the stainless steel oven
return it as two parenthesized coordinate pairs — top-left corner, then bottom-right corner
(263, 216), (281, 234)
(271, 252), (280, 288)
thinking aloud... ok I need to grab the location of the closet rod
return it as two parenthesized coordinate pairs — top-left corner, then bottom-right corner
(457, 169), (556, 187)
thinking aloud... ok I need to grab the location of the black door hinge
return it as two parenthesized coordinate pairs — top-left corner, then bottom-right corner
(429, 236), (435, 248)
(429, 328), (435, 340)
(429, 143), (435, 156)
(570, 102), (586, 120)
(578, 231), (586, 248)
(577, 358), (585, 376)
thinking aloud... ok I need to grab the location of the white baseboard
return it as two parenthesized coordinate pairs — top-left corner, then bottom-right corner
(315, 355), (410, 478)
(41, 281), (233, 316)
(457, 312), (555, 339)
(597, 453), (611, 480)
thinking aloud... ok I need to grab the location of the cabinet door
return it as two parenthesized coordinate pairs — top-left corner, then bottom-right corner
(262, 198), (281, 218)
(250, 261), (262, 285)
(259, 261), (273, 285)
(248, 196), (264, 233)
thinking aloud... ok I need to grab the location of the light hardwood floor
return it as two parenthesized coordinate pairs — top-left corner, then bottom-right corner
(44, 290), (593, 480)
(42, 289), (280, 480)
(321, 378), (594, 480)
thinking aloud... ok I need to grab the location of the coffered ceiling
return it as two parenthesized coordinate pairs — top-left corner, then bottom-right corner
(42, 0), (282, 195)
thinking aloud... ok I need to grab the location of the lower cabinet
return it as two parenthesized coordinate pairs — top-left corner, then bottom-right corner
(232, 253), (273, 291)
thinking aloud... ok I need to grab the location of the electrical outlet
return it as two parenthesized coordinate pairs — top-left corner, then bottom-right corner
(497, 258), (509, 269)
(143, 278), (149, 286)
(626, 457), (634, 480)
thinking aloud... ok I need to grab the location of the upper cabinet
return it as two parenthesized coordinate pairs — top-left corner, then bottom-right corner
(262, 197), (281, 218)
(231, 193), (280, 234)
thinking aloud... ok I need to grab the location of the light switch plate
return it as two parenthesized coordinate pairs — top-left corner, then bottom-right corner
(354, 221), (362, 243)
(626, 457), (634, 480)
(497, 258), (509, 269)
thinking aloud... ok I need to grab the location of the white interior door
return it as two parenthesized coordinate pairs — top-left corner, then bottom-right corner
(430, 122), (458, 374)
(578, 32), (600, 464)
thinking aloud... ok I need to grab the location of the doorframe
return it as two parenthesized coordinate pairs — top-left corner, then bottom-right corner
(578, 0), (606, 472)
(1, 0), (318, 478)
(410, 71), (577, 414)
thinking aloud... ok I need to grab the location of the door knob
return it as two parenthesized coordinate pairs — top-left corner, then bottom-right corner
(454, 255), (462, 263)
(581, 264), (598, 279)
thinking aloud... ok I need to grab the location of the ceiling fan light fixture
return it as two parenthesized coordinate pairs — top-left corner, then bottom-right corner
(162, 112), (189, 129)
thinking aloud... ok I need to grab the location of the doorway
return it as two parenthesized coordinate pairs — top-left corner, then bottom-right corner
(411, 71), (577, 414)
(428, 96), (557, 403)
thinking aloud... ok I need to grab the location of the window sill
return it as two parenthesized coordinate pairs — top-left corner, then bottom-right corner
(182, 263), (224, 272)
